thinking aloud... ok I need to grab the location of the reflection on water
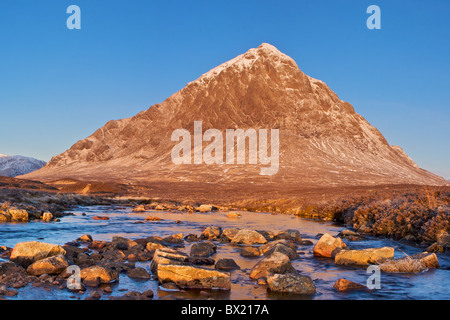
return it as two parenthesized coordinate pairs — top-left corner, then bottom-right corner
(0, 205), (449, 300)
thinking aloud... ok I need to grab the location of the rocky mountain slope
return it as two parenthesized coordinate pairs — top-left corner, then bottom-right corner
(0, 155), (46, 177)
(21, 43), (448, 187)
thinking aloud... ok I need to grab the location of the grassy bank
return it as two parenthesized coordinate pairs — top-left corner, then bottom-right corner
(239, 186), (450, 246)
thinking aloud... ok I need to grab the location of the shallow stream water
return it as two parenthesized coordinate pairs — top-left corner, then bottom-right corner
(1, 205), (449, 300)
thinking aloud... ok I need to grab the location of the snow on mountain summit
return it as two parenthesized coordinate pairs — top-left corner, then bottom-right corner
(0, 155), (46, 177)
(21, 43), (449, 186)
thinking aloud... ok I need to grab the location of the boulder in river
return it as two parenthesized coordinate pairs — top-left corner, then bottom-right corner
(100, 247), (127, 262)
(145, 216), (162, 222)
(196, 205), (219, 213)
(146, 241), (168, 252)
(333, 278), (367, 292)
(226, 212), (242, 219)
(93, 216), (109, 220)
(88, 241), (108, 251)
(10, 241), (66, 268)
(337, 230), (365, 241)
(201, 226), (222, 239)
(77, 234), (93, 243)
(313, 233), (347, 258)
(231, 229), (267, 245)
(162, 233), (184, 244)
(335, 247), (395, 266)
(0, 208), (28, 222)
(261, 240), (299, 260)
(220, 228), (240, 242)
(250, 252), (296, 280)
(274, 229), (302, 243)
(26, 254), (69, 276)
(190, 241), (216, 257)
(127, 267), (151, 280)
(111, 236), (140, 251)
(240, 246), (262, 258)
(157, 264), (231, 290)
(41, 212), (53, 222)
(267, 273), (316, 295)
(215, 258), (240, 271)
(132, 205), (146, 212)
(150, 248), (190, 273)
(80, 265), (119, 286)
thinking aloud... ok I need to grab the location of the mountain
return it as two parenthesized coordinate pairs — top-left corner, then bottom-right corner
(0, 155), (46, 178)
(21, 43), (448, 187)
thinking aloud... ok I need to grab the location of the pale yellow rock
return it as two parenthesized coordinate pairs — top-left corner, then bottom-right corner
(157, 264), (231, 290)
(41, 212), (53, 222)
(8, 209), (28, 222)
(10, 241), (66, 267)
(335, 247), (394, 266)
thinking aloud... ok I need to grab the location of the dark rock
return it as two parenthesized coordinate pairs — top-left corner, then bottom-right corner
(337, 230), (365, 241)
(215, 258), (240, 271)
(88, 241), (108, 251)
(162, 233), (184, 244)
(189, 257), (215, 265)
(90, 290), (102, 300)
(274, 229), (302, 243)
(262, 243), (299, 260)
(267, 273), (316, 295)
(127, 267), (151, 280)
(185, 234), (201, 242)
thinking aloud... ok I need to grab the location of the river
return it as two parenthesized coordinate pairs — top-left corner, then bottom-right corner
(1, 205), (449, 300)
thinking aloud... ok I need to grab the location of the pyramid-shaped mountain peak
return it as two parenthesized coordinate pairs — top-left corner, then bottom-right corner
(21, 44), (448, 187)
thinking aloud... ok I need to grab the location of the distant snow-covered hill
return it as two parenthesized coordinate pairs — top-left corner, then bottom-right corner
(0, 155), (46, 177)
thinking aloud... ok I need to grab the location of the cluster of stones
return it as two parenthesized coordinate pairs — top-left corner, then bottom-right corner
(0, 207), (56, 223)
(132, 203), (222, 214)
(0, 221), (441, 300)
(312, 232), (440, 291)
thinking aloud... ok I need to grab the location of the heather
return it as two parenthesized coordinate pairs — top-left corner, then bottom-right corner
(295, 187), (450, 245)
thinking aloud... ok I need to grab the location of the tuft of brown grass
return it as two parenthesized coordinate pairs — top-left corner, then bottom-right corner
(415, 186), (443, 210)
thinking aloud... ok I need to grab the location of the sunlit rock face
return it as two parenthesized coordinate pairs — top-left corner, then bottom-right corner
(21, 43), (448, 187)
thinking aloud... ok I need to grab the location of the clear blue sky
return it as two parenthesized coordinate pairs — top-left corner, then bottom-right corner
(0, 0), (449, 179)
